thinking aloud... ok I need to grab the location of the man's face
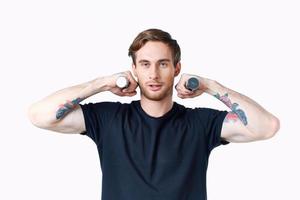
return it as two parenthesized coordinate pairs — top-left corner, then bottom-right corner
(132, 41), (181, 101)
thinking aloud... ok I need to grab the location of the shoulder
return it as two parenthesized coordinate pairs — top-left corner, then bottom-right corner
(190, 106), (227, 117)
(79, 101), (130, 114)
(176, 103), (223, 116)
(81, 101), (124, 108)
(176, 103), (228, 124)
(172, 102), (205, 122)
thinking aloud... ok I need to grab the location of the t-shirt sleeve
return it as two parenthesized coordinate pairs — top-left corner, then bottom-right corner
(196, 107), (229, 153)
(79, 102), (120, 148)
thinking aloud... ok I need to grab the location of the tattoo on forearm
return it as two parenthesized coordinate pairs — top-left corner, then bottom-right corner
(214, 93), (248, 125)
(56, 97), (83, 119)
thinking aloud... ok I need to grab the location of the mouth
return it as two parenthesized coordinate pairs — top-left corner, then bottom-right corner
(148, 84), (163, 91)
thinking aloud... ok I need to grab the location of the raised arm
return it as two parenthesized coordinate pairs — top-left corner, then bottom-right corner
(175, 73), (280, 143)
(27, 71), (138, 134)
(205, 79), (280, 142)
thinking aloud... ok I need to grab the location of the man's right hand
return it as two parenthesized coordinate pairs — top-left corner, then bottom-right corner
(107, 70), (138, 97)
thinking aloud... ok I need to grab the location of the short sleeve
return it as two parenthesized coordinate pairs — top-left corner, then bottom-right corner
(196, 107), (229, 153)
(79, 102), (120, 148)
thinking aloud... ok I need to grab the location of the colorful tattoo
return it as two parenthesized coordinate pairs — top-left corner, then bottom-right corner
(224, 112), (239, 123)
(214, 93), (248, 125)
(56, 97), (83, 119)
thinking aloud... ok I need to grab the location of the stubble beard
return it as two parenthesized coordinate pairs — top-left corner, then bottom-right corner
(140, 83), (174, 101)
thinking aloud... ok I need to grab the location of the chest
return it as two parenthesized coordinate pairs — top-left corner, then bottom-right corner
(103, 115), (206, 165)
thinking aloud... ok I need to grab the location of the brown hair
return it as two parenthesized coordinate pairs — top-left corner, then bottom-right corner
(128, 28), (181, 67)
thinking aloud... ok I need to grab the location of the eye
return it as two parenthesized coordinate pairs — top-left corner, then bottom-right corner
(141, 62), (150, 67)
(160, 62), (168, 67)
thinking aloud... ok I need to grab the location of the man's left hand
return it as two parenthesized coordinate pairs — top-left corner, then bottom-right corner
(175, 73), (210, 99)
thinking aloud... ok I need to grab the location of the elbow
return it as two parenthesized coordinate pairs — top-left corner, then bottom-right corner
(27, 104), (54, 129)
(27, 104), (43, 128)
(262, 116), (280, 140)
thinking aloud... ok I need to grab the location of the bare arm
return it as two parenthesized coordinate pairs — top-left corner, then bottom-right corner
(27, 71), (138, 134)
(175, 73), (280, 142)
(205, 79), (280, 142)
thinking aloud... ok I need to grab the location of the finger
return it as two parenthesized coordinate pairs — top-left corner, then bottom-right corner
(177, 88), (192, 95)
(125, 91), (137, 96)
(118, 92), (126, 97)
(177, 93), (183, 98)
(186, 90), (203, 98)
(122, 86), (137, 93)
(175, 83), (178, 90)
(184, 89), (194, 94)
(177, 93), (187, 99)
(175, 84), (184, 91)
(175, 80), (185, 89)
(129, 82), (138, 91)
(177, 83), (191, 93)
(127, 71), (138, 84)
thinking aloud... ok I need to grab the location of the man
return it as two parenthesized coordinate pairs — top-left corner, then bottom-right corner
(28, 29), (280, 200)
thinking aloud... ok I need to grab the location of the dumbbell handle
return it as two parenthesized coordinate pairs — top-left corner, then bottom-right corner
(116, 76), (130, 89)
(185, 77), (200, 91)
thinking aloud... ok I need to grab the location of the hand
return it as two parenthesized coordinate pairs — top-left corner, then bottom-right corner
(107, 70), (138, 97)
(175, 73), (209, 99)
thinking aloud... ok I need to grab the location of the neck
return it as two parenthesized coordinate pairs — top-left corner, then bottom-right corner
(140, 95), (173, 118)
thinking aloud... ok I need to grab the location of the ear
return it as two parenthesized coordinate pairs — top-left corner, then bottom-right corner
(174, 62), (181, 77)
(132, 63), (137, 77)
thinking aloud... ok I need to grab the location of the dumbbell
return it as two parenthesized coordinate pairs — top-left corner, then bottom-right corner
(185, 77), (200, 92)
(116, 76), (130, 89)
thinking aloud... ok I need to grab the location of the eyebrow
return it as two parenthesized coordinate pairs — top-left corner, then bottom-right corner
(138, 59), (171, 63)
(158, 59), (171, 62)
(138, 60), (149, 63)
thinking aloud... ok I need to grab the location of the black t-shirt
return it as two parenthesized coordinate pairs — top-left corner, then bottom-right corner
(80, 100), (229, 200)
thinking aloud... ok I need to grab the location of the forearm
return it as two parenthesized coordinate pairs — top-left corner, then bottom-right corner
(28, 76), (109, 125)
(205, 79), (280, 137)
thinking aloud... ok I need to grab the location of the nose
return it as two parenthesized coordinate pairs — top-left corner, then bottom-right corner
(149, 66), (159, 80)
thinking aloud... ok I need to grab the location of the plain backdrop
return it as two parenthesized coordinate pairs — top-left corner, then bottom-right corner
(0, 0), (299, 199)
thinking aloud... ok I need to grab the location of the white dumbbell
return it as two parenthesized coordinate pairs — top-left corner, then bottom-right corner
(116, 76), (129, 89)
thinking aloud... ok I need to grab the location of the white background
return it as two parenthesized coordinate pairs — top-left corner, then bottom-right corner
(0, 0), (299, 199)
